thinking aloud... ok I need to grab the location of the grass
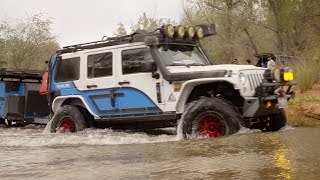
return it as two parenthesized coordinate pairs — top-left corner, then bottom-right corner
(291, 58), (320, 93)
(285, 84), (320, 127)
(287, 114), (320, 127)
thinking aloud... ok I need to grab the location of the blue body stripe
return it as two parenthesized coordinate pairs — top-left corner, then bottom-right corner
(50, 55), (161, 117)
(57, 86), (161, 117)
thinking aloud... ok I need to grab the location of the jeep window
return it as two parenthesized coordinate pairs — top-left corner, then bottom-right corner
(122, 48), (154, 74)
(87, 52), (112, 78)
(54, 57), (80, 82)
(157, 44), (209, 66)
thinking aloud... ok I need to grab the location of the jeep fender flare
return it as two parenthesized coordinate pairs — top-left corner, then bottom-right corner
(52, 95), (99, 118)
(176, 78), (240, 113)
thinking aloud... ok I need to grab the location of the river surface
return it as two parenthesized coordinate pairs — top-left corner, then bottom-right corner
(0, 125), (319, 180)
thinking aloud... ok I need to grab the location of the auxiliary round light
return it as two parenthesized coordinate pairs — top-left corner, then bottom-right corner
(266, 101), (272, 109)
(164, 24), (175, 38)
(175, 25), (185, 38)
(187, 26), (195, 38)
(196, 26), (204, 39)
(273, 69), (281, 82)
(263, 69), (274, 82)
(283, 67), (294, 81)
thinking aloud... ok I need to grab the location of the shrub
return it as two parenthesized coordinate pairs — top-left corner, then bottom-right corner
(292, 58), (320, 93)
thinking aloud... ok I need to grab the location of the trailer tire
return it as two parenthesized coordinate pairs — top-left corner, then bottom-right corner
(180, 97), (243, 139)
(49, 105), (86, 133)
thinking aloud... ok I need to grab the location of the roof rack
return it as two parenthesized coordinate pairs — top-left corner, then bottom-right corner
(56, 23), (208, 55)
(58, 30), (150, 54)
(0, 68), (45, 81)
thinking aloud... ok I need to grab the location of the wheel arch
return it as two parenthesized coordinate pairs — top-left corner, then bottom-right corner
(52, 96), (99, 118)
(176, 78), (241, 113)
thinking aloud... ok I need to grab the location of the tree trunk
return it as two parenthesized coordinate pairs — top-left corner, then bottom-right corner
(226, 0), (234, 63)
(268, 0), (284, 52)
(244, 28), (259, 54)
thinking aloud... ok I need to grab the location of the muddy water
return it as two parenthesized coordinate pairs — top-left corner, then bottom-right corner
(0, 126), (319, 180)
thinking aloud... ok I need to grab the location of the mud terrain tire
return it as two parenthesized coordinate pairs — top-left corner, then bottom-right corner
(49, 105), (86, 133)
(180, 97), (243, 139)
(267, 109), (287, 131)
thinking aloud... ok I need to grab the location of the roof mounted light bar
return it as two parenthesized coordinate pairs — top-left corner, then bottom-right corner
(57, 23), (217, 54)
(160, 24), (216, 39)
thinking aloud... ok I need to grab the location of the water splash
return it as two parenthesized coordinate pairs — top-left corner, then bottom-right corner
(280, 125), (295, 131)
(43, 119), (53, 134)
(1, 121), (284, 147)
(0, 126), (180, 147)
(236, 127), (262, 135)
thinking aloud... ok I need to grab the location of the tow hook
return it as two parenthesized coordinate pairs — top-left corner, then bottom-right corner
(274, 87), (286, 97)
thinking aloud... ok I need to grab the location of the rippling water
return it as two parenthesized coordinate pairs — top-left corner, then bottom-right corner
(0, 125), (319, 179)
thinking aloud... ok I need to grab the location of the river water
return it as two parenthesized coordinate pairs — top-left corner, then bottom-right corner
(0, 125), (319, 180)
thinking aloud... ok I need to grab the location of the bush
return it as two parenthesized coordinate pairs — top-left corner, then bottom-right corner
(292, 58), (320, 93)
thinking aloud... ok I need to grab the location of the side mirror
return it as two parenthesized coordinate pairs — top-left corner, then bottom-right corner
(141, 61), (157, 72)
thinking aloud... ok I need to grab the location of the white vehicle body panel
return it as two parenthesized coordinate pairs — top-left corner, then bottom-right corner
(57, 42), (268, 116)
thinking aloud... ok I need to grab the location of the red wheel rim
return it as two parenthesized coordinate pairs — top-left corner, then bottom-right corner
(59, 119), (76, 133)
(197, 114), (225, 138)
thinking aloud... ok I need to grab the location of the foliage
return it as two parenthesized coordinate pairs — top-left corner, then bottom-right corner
(114, 12), (176, 36)
(0, 13), (59, 70)
(292, 58), (320, 93)
(113, 23), (128, 36)
(182, 0), (320, 65)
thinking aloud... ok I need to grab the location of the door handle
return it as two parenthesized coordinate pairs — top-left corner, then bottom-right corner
(87, 84), (97, 88)
(118, 81), (130, 85)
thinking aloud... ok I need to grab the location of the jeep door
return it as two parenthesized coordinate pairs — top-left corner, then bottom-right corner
(114, 46), (164, 115)
(77, 49), (118, 116)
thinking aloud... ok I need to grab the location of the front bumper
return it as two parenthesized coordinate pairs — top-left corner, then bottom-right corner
(242, 81), (296, 118)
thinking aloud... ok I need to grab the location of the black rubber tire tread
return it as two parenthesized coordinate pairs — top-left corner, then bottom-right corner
(5, 121), (28, 127)
(49, 105), (86, 133)
(267, 109), (287, 131)
(77, 106), (95, 128)
(180, 97), (243, 139)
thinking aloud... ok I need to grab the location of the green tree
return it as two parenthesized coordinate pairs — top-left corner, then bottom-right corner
(182, 0), (260, 63)
(0, 13), (59, 69)
(0, 38), (7, 66)
(115, 12), (176, 35)
(183, 0), (320, 63)
(113, 22), (128, 36)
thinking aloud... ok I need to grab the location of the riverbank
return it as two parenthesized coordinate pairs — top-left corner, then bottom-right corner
(286, 84), (320, 127)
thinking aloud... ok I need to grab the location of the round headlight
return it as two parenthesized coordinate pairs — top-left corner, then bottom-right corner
(175, 25), (185, 38)
(165, 24), (174, 38)
(196, 26), (204, 39)
(186, 26), (195, 38)
(239, 73), (246, 85)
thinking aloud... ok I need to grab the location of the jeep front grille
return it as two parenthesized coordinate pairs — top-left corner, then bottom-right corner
(247, 73), (264, 91)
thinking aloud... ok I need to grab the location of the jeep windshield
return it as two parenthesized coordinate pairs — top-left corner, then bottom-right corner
(157, 44), (210, 67)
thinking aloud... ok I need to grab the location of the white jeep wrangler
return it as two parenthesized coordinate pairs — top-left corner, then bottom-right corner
(43, 24), (295, 138)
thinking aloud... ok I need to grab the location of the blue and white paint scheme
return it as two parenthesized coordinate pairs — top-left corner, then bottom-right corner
(50, 45), (171, 119)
